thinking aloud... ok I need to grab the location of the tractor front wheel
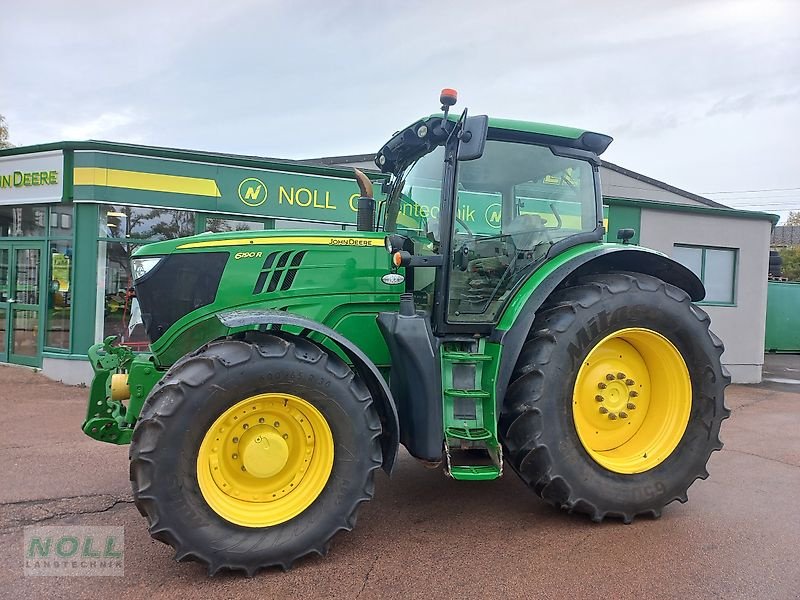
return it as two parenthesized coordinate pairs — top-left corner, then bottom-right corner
(129, 334), (382, 575)
(500, 272), (730, 522)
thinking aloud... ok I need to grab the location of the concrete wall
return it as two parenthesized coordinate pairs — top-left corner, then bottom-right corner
(42, 357), (94, 386)
(640, 209), (772, 383)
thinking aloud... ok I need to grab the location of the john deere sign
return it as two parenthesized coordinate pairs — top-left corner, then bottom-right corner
(0, 169), (59, 188)
(0, 150), (63, 204)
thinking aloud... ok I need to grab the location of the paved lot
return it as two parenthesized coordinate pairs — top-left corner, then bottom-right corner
(0, 361), (798, 600)
(763, 352), (800, 392)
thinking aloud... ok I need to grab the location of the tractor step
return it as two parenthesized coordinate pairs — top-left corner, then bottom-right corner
(444, 388), (490, 398)
(445, 426), (492, 441)
(444, 427), (494, 442)
(440, 339), (502, 480)
(444, 445), (503, 481)
(440, 351), (493, 363)
(449, 465), (502, 481)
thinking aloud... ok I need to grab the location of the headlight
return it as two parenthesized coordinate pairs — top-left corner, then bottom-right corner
(131, 257), (164, 281)
(384, 234), (408, 254)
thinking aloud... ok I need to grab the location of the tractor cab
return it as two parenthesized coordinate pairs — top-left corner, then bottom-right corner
(375, 91), (612, 334)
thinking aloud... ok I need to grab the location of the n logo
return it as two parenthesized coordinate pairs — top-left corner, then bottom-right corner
(485, 202), (502, 229)
(238, 177), (268, 207)
(252, 251), (307, 294)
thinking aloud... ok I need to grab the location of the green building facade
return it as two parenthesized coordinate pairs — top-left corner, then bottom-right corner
(0, 142), (386, 382)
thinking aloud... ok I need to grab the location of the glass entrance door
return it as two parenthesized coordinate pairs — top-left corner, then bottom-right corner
(0, 243), (44, 367)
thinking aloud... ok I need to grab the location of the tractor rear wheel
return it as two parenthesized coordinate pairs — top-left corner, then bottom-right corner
(499, 272), (730, 522)
(129, 334), (382, 575)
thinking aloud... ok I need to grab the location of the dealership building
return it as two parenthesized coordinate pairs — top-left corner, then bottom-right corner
(0, 141), (777, 383)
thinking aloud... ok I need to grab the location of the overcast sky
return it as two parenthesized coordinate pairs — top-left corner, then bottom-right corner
(2, 0), (798, 220)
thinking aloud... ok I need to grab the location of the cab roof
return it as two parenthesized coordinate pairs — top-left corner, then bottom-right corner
(436, 112), (590, 140)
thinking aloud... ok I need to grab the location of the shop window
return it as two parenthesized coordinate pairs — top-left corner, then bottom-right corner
(672, 245), (737, 305)
(0, 206), (47, 237)
(96, 241), (150, 348)
(99, 205), (195, 241)
(206, 218), (265, 232)
(46, 241), (72, 350)
(49, 206), (73, 238)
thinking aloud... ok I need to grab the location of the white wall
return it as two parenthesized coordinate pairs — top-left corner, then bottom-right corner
(640, 209), (772, 383)
(42, 357), (94, 386)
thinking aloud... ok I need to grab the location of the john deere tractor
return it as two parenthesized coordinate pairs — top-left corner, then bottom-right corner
(83, 90), (728, 575)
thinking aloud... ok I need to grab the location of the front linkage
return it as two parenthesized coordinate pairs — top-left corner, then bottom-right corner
(82, 336), (162, 444)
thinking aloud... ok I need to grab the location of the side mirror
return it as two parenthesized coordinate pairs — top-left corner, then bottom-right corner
(617, 228), (635, 244)
(457, 115), (488, 161)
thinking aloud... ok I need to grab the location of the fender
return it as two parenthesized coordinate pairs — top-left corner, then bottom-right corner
(489, 245), (705, 408)
(217, 309), (400, 474)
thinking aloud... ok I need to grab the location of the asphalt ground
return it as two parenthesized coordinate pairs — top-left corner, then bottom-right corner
(0, 360), (798, 600)
(763, 352), (800, 392)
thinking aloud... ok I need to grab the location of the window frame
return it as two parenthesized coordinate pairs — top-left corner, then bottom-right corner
(673, 243), (738, 307)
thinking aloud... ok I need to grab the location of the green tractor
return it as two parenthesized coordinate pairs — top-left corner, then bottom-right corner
(83, 90), (728, 575)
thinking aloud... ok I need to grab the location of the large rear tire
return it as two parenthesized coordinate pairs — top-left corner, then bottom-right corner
(130, 334), (382, 575)
(499, 272), (730, 522)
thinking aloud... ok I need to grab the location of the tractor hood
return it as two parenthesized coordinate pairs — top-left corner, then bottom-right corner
(129, 229), (389, 351)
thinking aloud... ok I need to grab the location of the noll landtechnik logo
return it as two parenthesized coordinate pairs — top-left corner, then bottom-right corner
(238, 177), (268, 207)
(24, 525), (124, 576)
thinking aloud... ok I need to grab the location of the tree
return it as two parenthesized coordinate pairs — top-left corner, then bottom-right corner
(786, 211), (800, 226)
(0, 114), (12, 149)
(779, 247), (800, 281)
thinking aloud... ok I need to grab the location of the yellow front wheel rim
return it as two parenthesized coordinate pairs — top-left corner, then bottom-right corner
(572, 328), (692, 474)
(196, 393), (334, 527)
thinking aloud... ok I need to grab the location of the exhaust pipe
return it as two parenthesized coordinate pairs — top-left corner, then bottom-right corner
(354, 168), (375, 232)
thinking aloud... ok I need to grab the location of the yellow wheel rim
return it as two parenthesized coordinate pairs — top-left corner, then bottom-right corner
(196, 393), (334, 527)
(572, 328), (691, 474)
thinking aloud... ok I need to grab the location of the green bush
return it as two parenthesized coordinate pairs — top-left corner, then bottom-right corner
(779, 247), (800, 281)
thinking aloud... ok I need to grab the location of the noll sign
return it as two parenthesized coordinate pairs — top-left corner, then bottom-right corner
(0, 150), (64, 205)
(24, 525), (124, 576)
(236, 177), (360, 213)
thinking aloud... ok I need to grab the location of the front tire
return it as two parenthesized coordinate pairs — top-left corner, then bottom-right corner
(499, 272), (730, 522)
(130, 334), (382, 575)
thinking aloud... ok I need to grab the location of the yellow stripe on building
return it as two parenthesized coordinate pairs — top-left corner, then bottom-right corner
(73, 167), (221, 197)
(177, 236), (385, 249)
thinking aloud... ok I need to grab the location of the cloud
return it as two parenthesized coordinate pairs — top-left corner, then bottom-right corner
(1, 0), (799, 197)
(707, 90), (800, 117)
(59, 109), (143, 141)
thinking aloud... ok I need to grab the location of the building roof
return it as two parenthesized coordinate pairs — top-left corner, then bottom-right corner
(0, 140), (380, 181)
(600, 160), (729, 209)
